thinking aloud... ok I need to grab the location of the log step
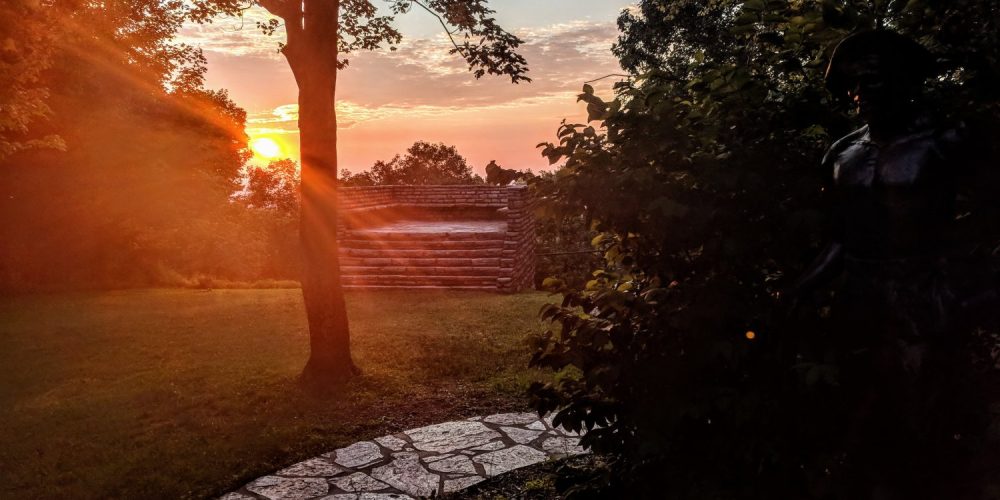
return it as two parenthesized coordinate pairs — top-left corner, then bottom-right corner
(338, 227), (510, 290)
(340, 275), (497, 286)
(343, 285), (497, 291)
(339, 258), (500, 267)
(339, 248), (502, 259)
(343, 230), (506, 241)
(339, 239), (505, 250)
(340, 266), (499, 277)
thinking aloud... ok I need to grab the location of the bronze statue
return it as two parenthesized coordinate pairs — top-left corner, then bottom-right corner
(788, 31), (988, 499)
(792, 31), (957, 314)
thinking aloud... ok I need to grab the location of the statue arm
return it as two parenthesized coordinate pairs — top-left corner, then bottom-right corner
(783, 136), (851, 298)
(943, 122), (1000, 207)
(786, 241), (844, 296)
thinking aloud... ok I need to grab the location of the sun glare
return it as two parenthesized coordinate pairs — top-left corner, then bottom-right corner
(250, 137), (283, 159)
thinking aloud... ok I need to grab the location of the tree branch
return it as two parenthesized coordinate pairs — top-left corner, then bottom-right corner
(410, 0), (465, 56)
(584, 74), (631, 84)
(258, 0), (303, 54)
(258, 0), (299, 23)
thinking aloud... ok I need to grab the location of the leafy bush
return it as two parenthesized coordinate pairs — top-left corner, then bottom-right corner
(530, 170), (600, 290)
(528, 1), (1000, 498)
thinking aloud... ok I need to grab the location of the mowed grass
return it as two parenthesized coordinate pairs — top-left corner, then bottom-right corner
(0, 288), (552, 499)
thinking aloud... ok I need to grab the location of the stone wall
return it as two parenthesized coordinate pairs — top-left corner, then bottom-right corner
(339, 185), (510, 210)
(497, 187), (535, 292)
(336, 185), (535, 292)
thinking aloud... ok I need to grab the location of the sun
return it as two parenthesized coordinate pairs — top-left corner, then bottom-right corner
(250, 137), (283, 159)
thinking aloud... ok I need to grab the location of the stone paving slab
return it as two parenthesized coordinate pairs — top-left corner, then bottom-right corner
(220, 412), (586, 500)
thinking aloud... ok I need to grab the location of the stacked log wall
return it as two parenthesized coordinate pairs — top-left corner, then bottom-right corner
(498, 186), (535, 292)
(336, 185), (535, 292)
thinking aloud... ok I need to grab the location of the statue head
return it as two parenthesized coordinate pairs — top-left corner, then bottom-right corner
(826, 31), (935, 124)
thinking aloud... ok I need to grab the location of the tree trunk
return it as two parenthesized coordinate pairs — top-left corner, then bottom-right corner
(284, 0), (358, 385)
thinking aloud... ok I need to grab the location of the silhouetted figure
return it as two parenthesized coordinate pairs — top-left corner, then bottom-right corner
(485, 160), (532, 186)
(789, 31), (989, 499)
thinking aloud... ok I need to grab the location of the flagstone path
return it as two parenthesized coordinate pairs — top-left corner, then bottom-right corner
(219, 412), (586, 500)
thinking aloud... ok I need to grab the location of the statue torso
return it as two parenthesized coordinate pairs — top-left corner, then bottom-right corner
(827, 123), (957, 260)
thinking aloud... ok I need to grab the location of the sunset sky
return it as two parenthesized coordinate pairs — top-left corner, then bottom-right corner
(178, 1), (635, 174)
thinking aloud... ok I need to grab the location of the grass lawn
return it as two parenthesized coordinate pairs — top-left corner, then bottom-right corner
(0, 288), (552, 499)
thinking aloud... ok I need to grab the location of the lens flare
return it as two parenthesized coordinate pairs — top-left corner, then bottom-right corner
(250, 137), (282, 159)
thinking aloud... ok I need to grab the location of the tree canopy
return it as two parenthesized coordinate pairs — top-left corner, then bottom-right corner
(0, 0), (295, 291)
(188, 0), (531, 85)
(342, 141), (482, 186)
(0, 0), (63, 158)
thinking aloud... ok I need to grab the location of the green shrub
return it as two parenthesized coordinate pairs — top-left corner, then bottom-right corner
(529, 1), (1000, 497)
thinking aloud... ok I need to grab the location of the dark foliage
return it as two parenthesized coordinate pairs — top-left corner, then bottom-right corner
(529, 1), (1000, 498)
(529, 170), (600, 290)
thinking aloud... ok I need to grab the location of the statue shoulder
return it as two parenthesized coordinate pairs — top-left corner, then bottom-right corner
(932, 120), (984, 172)
(821, 125), (868, 170)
